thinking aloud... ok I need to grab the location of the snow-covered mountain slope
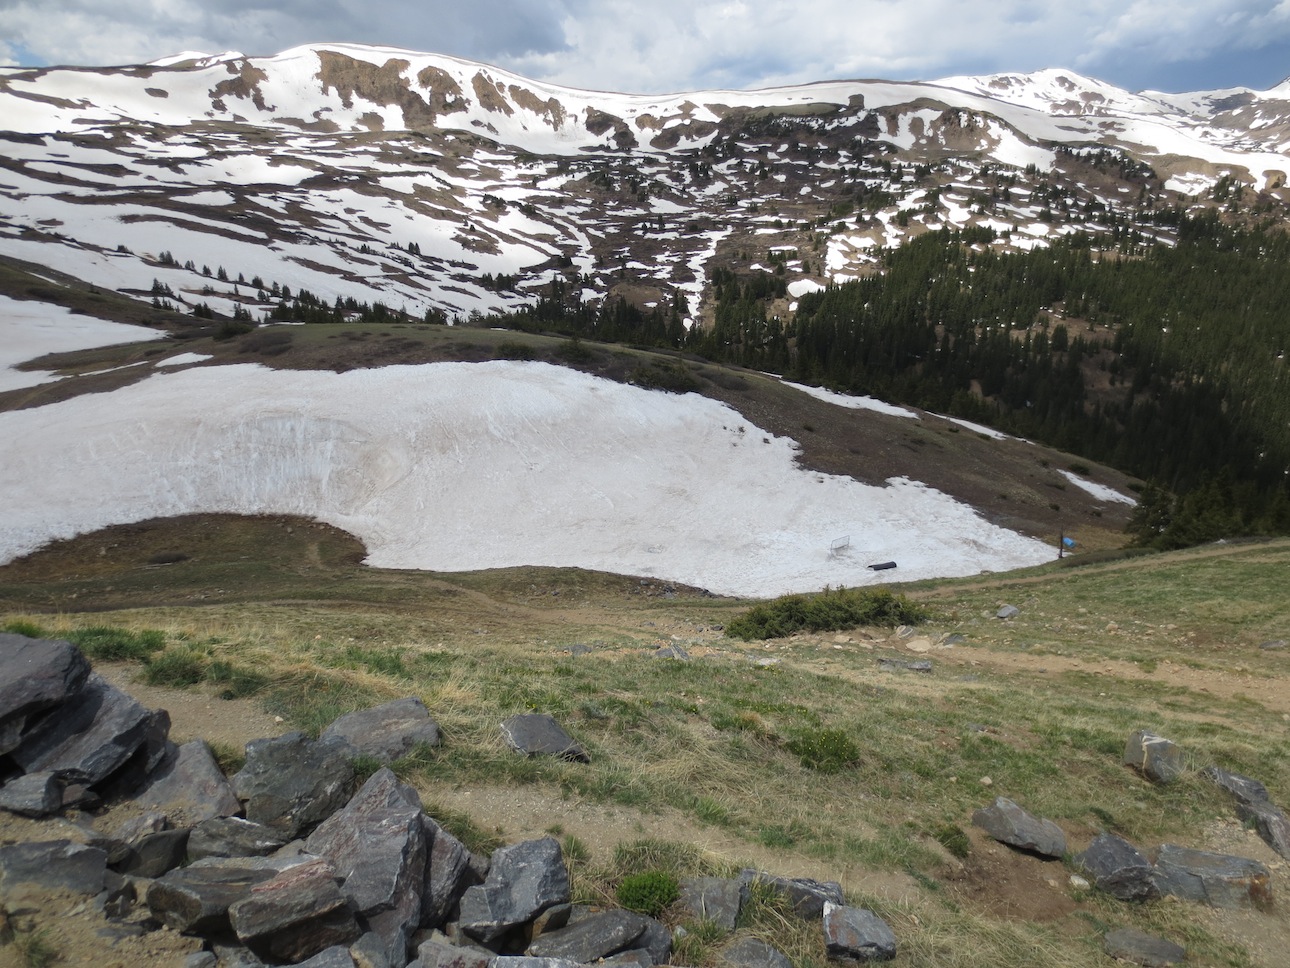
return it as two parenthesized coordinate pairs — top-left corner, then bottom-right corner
(1, 45), (1287, 322)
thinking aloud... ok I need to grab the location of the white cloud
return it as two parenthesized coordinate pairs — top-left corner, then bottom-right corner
(2, 0), (1288, 93)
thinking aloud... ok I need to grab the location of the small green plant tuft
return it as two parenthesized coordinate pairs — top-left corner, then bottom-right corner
(143, 648), (207, 687)
(932, 823), (972, 859)
(66, 625), (166, 662)
(206, 660), (269, 699)
(616, 870), (680, 917)
(726, 587), (927, 640)
(1, 619), (47, 638)
(785, 726), (861, 773)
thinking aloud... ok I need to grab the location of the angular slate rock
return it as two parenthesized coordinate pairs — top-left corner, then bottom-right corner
(305, 768), (428, 965)
(971, 797), (1065, 858)
(679, 876), (747, 932)
(118, 827), (191, 878)
(1200, 765), (1270, 806)
(231, 731), (357, 838)
(719, 936), (792, 968)
(422, 815), (473, 929)
(995, 605), (1019, 619)
(822, 903), (896, 963)
(147, 865), (278, 933)
(184, 953), (218, 968)
(0, 839), (107, 897)
(321, 697), (442, 764)
(1076, 833), (1158, 901)
(11, 674), (155, 785)
(417, 935), (492, 968)
(738, 869), (844, 919)
(1152, 844), (1272, 909)
(1103, 927), (1185, 967)
(0, 771), (65, 817)
(0, 634), (91, 743)
(135, 740), (241, 823)
(459, 837), (571, 942)
(500, 715), (588, 763)
(298, 947), (359, 968)
(229, 857), (362, 962)
(600, 951), (653, 968)
(626, 917), (672, 965)
(1123, 730), (1184, 783)
(1236, 799), (1290, 859)
(97, 708), (175, 801)
(188, 817), (289, 862)
(349, 931), (395, 968)
(526, 909), (648, 962)
(489, 959), (581, 968)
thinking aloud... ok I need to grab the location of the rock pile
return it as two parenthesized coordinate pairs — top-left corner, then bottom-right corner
(0, 633), (899, 967)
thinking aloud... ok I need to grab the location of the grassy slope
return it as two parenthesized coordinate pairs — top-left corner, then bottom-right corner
(2, 517), (1287, 967)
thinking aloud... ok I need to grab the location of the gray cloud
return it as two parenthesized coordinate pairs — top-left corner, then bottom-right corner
(2, 0), (1288, 93)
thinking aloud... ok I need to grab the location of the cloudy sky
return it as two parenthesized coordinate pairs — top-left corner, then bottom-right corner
(2, 0), (1288, 94)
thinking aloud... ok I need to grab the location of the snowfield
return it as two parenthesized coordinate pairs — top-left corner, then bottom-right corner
(0, 360), (1053, 596)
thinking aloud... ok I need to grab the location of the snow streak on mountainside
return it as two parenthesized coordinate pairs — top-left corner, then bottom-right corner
(1, 44), (1288, 321)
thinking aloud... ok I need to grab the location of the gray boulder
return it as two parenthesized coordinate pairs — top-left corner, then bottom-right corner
(1152, 844), (1272, 909)
(678, 876), (747, 932)
(738, 869), (843, 919)
(417, 935), (493, 968)
(188, 817), (290, 862)
(305, 768), (428, 965)
(822, 902), (896, 962)
(526, 909), (647, 962)
(134, 740), (241, 823)
(0, 839), (107, 897)
(458, 837), (571, 943)
(1235, 799), (1290, 859)
(117, 827), (191, 878)
(231, 732), (357, 838)
(422, 815), (473, 929)
(1200, 766), (1269, 805)
(228, 857), (362, 962)
(995, 605), (1019, 619)
(1123, 730), (1184, 783)
(500, 715), (588, 763)
(0, 634), (91, 746)
(321, 697), (442, 764)
(489, 959), (581, 968)
(11, 674), (156, 785)
(1103, 927), (1185, 967)
(147, 864), (278, 933)
(0, 771), (65, 817)
(719, 936), (791, 968)
(971, 797), (1065, 858)
(298, 947), (359, 968)
(626, 917), (672, 964)
(1076, 833), (1157, 901)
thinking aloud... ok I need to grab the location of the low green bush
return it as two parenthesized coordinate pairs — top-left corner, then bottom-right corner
(143, 648), (206, 687)
(725, 587), (927, 640)
(616, 870), (680, 917)
(66, 626), (166, 661)
(784, 726), (861, 773)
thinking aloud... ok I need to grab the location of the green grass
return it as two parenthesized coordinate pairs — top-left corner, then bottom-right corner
(726, 587), (928, 640)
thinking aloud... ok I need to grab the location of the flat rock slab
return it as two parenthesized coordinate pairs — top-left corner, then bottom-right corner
(1152, 844), (1272, 910)
(188, 816), (289, 862)
(1076, 833), (1158, 902)
(822, 903), (896, 962)
(719, 936), (792, 968)
(11, 674), (156, 785)
(232, 731), (357, 838)
(1123, 730), (1184, 783)
(679, 876), (747, 932)
(527, 909), (647, 962)
(321, 696), (442, 764)
(738, 869), (844, 919)
(418, 935), (493, 968)
(1235, 799), (1290, 859)
(971, 797), (1065, 858)
(459, 836), (571, 943)
(147, 864), (278, 934)
(0, 771), (65, 817)
(297, 946), (359, 968)
(117, 827), (191, 878)
(1103, 927), (1185, 967)
(1200, 766), (1269, 805)
(0, 634), (90, 741)
(500, 714), (588, 763)
(229, 858), (362, 962)
(134, 739), (241, 824)
(0, 839), (107, 897)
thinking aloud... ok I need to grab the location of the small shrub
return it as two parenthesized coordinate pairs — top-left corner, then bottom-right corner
(1068, 462), (1090, 475)
(785, 726), (860, 773)
(66, 626), (166, 662)
(932, 823), (972, 859)
(556, 338), (593, 364)
(726, 587), (927, 640)
(206, 660), (269, 699)
(147, 551), (189, 565)
(1, 620), (47, 638)
(616, 870), (680, 917)
(631, 361), (699, 394)
(497, 340), (535, 360)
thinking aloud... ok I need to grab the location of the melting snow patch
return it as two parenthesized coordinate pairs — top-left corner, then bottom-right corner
(156, 352), (213, 368)
(783, 381), (918, 419)
(0, 361), (1052, 596)
(1058, 470), (1136, 505)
